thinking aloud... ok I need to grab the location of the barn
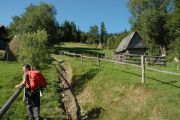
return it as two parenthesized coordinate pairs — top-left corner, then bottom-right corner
(115, 31), (148, 55)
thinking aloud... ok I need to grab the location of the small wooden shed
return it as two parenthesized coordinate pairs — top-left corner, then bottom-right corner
(115, 31), (148, 55)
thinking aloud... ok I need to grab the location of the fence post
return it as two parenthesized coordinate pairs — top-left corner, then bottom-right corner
(97, 55), (100, 68)
(141, 55), (145, 84)
(81, 54), (83, 64)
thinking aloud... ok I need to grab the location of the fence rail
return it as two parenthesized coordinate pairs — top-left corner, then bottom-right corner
(0, 86), (24, 119)
(59, 51), (180, 84)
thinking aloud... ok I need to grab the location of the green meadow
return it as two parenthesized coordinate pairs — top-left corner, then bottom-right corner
(0, 43), (180, 120)
(53, 49), (180, 120)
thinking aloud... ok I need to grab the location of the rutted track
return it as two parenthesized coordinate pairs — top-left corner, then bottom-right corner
(55, 62), (82, 120)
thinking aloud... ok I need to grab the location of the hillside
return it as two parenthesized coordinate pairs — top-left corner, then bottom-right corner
(53, 43), (180, 120)
(0, 42), (180, 120)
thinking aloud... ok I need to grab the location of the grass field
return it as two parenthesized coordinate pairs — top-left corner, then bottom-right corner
(55, 42), (114, 59)
(1, 42), (180, 120)
(53, 51), (180, 120)
(0, 61), (64, 120)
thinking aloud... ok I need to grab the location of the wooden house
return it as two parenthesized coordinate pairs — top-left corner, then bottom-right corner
(115, 31), (148, 55)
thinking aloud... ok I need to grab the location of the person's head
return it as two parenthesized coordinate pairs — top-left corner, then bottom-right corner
(22, 64), (31, 73)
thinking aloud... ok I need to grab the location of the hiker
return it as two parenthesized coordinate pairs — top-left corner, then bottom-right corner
(15, 64), (46, 120)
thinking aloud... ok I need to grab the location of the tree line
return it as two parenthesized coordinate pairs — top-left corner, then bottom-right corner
(6, 3), (130, 49)
(128, 0), (179, 58)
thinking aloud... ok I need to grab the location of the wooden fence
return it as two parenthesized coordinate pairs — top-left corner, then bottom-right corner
(115, 54), (167, 65)
(59, 51), (180, 84)
(0, 86), (24, 119)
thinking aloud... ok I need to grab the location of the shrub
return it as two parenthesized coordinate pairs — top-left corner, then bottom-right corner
(18, 30), (50, 68)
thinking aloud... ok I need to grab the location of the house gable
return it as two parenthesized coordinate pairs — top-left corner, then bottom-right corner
(115, 31), (148, 54)
(128, 32), (147, 49)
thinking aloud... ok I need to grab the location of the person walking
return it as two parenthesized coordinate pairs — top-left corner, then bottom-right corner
(15, 64), (41, 120)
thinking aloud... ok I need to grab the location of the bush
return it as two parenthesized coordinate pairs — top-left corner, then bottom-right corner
(168, 39), (180, 61)
(18, 30), (50, 68)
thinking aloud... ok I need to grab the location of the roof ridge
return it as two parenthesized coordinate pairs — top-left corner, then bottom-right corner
(115, 31), (146, 53)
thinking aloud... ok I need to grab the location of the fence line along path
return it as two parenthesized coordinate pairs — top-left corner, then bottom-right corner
(59, 51), (180, 84)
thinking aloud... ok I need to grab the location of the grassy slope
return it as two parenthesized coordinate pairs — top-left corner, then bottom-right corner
(0, 62), (63, 120)
(56, 42), (114, 59)
(53, 42), (180, 120)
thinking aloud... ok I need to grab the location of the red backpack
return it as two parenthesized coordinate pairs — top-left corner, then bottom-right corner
(27, 70), (47, 91)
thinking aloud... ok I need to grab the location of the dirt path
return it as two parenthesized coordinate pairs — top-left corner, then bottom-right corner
(57, 62), (82, 120)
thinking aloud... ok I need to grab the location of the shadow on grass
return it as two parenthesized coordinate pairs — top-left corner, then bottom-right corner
(55, 46), (105, 57)
(101, 66), (180, 89)
(72, 68), (99, 94)
(82, 107), (104, 120)
(146, 76), (180, 88)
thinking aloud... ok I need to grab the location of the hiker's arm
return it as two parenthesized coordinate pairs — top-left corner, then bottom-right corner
(15, 79), (26, 88)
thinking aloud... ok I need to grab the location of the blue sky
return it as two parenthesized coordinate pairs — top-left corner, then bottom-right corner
(0, 0), (131, 33)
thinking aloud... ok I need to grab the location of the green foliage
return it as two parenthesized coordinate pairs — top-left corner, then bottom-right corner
(100, 22), (107, 45)
(106, 30), (129, 49)
(8, 2), (59, 45)
(86, 25), (99, 44)
(59, 20), (82, 42)
(166, 0), (180, 50)
(169, 39), (180, 60)
(128, 0), (172, 55)
(147, 42), (161, 56)
(18, 30), (50, 68)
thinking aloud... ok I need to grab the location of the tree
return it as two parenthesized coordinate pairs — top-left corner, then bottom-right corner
(8, 3), (59, 45)
(128, 0), (172, 55)
(100, 22), (107, 45)
(167, 0), (180, 43)
(167, 0), (180, 59)
(169, 39), (180, 59)
(106, 30), (129, 49)
(70, 21), (77, 42)
(18, 30), (49, 68)
(86, 25), (99, 44)
(80, 32), (88, 43)
(60, 20), (81, 42)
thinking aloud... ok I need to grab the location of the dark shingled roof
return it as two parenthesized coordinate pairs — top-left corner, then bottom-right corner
(0, 25), (6, 34)
(0, 24), (4, 28)
(115, 31), (147, 53)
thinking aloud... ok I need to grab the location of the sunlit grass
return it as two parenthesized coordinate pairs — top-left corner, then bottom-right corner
(54, 54), (180, 120)
(0, 62), (63, 119)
